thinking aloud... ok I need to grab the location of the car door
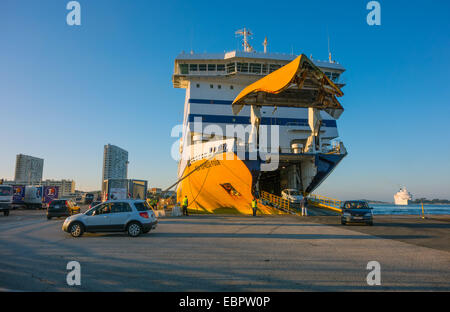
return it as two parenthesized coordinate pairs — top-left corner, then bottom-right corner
(109, 202), (132, 231)
(85, 203), (112, 231)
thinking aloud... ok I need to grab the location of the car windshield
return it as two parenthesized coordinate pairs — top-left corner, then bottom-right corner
(0, 186), (12, 196)
(134, 201), (151, 211)
(50, 200), (65, 206)
(343, 202), (369, 209)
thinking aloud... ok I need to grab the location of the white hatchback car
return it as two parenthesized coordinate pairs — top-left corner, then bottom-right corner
(62, 199), (157, 237)
(281, 189), (303, 204)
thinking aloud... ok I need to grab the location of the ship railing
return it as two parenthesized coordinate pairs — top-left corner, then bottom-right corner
(308, 194), (342, 213)
(260, 191), (298, 214)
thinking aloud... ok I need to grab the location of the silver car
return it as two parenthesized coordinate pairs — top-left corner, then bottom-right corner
(62, 199), (157, 237)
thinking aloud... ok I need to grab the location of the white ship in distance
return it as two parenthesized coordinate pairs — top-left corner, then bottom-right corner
(394, 187), (412, 205)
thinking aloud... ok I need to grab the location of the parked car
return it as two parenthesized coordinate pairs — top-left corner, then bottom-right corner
(281, 189), (302, 204)
(47, 199), (81, 220)
(62, 199), (158, 237)
(83, 193), (94, 205)
(340, 200), (373, 225)
(89, 201), (102, 209)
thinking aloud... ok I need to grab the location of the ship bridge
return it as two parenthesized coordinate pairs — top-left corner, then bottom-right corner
(172, 50), (345, 89)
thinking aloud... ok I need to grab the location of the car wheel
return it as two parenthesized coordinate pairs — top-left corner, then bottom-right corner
(4, 210), (10, 216)
(341, 220), (346, 225)
(368, 221), (374, 226)
(47, 216), (52, 220)
(69, 222), (84, 237)
(127, 222), (142, 237)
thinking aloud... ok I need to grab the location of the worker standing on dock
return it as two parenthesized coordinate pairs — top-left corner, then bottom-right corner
(301, 197), (308, 216)
(252, 197), (258, 216)
(182, 195), (189, 216)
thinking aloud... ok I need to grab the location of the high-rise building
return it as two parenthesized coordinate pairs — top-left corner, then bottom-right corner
(102, 144), (129, 181)
(14, 154), (44, 183)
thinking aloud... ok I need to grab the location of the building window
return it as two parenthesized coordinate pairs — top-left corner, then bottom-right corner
(208, 64), (216, 71)
(217, 64), (225, 71)
(189, 64), (198, 71)
(199, 64), (207, 71)
(230, 85), (234, 90)
(218, 85), (221, 89)
(196, 83), (200, 88)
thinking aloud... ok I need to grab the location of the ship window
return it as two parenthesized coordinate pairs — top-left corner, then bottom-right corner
(189, 64), (198, 71)
(218, 85), (221, 89)
(230, 85), (234, 89)
(196, 83), (200, 88)
(226, 62), (236, 73)
(208, 64), (216, 71)
(180, 64), (189, 74)
(262, 64), (268, 73)
(199, 64), (207, 71)
(210, 84), (213, 88)
(237, 63), (248, 73)
(269, 64), (281, 73)
(217, 64), (225, 71)
(331, 72), (340, 82)
(324, 72), (332, 79)
(250, 63), (261, 74)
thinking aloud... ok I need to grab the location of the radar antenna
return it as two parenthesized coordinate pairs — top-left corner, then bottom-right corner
(263, 36), (268, 53)
(235, 28), (253, 52)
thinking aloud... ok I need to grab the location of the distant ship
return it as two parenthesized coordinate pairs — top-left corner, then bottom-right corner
(394, 187), (412, 205)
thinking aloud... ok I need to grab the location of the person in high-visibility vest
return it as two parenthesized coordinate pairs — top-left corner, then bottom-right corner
(251, 197), (258, 216)
(182, 195), (189, 216)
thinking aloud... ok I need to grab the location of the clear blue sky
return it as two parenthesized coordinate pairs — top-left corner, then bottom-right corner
(1, 0), (449, 201)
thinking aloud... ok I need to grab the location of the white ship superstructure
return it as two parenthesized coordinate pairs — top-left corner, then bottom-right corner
(394, 187), (412, 205)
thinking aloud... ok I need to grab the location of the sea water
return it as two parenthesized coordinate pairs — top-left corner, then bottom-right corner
(371, 204), (450, 215)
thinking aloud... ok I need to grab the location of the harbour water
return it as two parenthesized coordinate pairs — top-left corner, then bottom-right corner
(371, 203), (450, 215)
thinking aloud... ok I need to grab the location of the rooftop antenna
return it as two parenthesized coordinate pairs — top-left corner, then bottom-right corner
(235, 28), (253, 52)
(263, 36), (268, 53)
(327, 28), (334, 63)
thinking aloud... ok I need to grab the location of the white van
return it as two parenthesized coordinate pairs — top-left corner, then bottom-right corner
(0, 185), (13, 216)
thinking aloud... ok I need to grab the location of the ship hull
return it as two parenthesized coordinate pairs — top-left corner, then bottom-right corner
(177, 151), (346, 215)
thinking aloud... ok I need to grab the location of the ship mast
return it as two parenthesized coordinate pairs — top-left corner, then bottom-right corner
(235, 28), (253, 52)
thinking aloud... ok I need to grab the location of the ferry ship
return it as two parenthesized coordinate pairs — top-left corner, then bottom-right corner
(172, 29), (347, 214)
(394, 187), (412, 205)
